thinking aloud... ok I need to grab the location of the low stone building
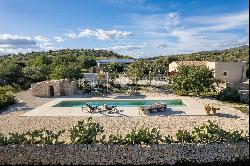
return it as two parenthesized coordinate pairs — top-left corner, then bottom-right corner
(169, 61), (248, 83)
(30, 79), (77, 97)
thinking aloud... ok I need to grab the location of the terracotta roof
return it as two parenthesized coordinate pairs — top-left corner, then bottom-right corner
(176, 61), (207, 66)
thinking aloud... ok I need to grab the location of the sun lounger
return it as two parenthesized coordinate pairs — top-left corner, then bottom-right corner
(139, 103), (167, 115)
(154, 103), (167, 112)
(104, 105), (118, 113)
(85, 104), (101, 113)
(139, 106), (153, 115)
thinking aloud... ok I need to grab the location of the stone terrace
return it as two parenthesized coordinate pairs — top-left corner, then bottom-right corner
(0, 90), (248, 143)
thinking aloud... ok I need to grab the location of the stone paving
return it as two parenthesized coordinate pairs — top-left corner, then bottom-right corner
(0, 90), (248, 143)
(21, 96), (205, 117)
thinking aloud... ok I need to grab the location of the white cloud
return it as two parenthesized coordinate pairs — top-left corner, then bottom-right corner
(106, 45), (142, 50)
(186, 10), (249, 32)
(54, 36), (65, 42)
(97, 29), (133, 40)
(78, 29), (97, 38)
(34, 35), (49, 42)
(64, 33), (77, 39)
(127, 10), (249, 57)
(77, 28), (133, 40)
(156, 43), (168, 48)
(104, 0), (160, 12)
(41, 42), (53, 46)
(129, 12), (180, 33)
(163, 12), (180, 32)
(0, 33), (36, 49)
(0, 33), (56, 56)
(165, 11), (249, 52)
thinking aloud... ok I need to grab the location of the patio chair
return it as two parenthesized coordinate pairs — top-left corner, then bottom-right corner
(139, 103), (167, 115)
(154, 103), (167, 112)
(85, 104), (102, 113)
(139, 106), (153, 115)
(104, 104), (118, 113)
(150, 105), (159, 113)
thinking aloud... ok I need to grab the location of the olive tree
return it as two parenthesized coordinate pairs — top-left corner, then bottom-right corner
(126, 61), (144, 91)
(0, 61), (24, 84)
(50, 63), (82, 80)
(170, 65), (214, 96)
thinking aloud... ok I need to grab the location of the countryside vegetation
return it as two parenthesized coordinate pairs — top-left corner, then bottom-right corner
(0, 46), (249, 110)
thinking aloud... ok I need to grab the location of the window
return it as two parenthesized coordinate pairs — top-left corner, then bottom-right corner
(223, 71), (228, 77)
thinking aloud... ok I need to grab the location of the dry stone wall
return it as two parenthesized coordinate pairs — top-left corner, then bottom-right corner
(0, 142), (248, 165)
(30, 79), (77, 97)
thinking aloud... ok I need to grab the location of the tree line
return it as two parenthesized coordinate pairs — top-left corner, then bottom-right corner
(0, 46), (249, 90)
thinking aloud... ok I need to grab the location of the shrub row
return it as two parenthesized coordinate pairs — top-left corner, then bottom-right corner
(0, 119), (248, 145)
(0, 91), (16, 110)
(0, 129), (65, 145)
(216, 87), (241, 102)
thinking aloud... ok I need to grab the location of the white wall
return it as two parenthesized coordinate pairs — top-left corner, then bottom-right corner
(168, 62), (178, 72)
(214, 62), (245, 83)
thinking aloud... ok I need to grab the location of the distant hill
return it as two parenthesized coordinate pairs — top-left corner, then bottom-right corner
(148, 46), (249, 62)
(0, 48), (133, 62)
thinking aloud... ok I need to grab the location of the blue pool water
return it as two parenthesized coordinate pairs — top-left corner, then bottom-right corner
(52, 99), (185, 107)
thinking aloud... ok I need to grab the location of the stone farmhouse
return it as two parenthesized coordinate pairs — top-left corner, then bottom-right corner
(169, 61), (248, 83)
(30, 79), (77, 97)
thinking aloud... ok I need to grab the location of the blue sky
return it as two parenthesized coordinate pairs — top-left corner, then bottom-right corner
(0, 0), (249, 57)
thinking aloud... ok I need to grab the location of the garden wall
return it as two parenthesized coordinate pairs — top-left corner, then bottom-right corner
(0, 142), (248, 165)
(30, 79), (77, 97)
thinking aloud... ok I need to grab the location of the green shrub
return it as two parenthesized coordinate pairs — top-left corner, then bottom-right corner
(112, 87), (127, 94)
(106, 134), (125, 144)
(124, 128), (163, 145)
(163, 135), (174, 144)
(233, 106), (249, 114)
(216, 87), (240, 102)
(191, 120), (247, 143)
(69, 117), (104, 144)
(0, 91), (16, 110)
(0, 85), (21, 93)
(0, 129), (65, 145)
(0, 120), (248, 145)
(0, 133), (7, 145)
(191, 120), (229, 143)
(176, 130), (194, 143)
(200, 91), (218, 97)
(226, 131), (248, 143)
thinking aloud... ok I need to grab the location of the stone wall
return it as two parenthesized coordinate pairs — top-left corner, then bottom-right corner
(0, 142), (248, 165)
(60, 79), (77, 96)
(30, 80), (61, 97)
(226, 82), (249, 90)
(238, 90), (249, 104)
(30, 79), (77, 97)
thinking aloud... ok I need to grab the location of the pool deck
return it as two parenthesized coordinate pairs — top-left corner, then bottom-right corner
(21, 96), (206, 117)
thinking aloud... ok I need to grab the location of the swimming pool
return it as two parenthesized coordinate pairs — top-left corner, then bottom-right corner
(52, 99), (185, 107)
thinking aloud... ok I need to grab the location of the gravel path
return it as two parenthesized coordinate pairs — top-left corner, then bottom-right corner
(0, 90), (248, 143)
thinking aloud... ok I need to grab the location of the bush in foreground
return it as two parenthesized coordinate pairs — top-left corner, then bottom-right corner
(0, 119), (248, 145)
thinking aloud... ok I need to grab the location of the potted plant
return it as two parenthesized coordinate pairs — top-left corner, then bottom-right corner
(204, 104), (211, 115)
(211, 106), (220, 114)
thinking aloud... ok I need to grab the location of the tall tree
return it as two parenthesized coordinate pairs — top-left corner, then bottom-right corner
(126, 61), (144, 89)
